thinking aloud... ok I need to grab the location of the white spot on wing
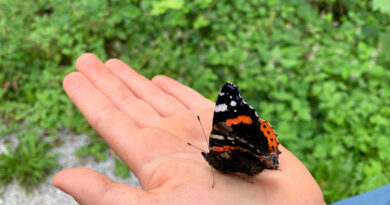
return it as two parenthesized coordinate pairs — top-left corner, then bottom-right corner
(219, 92), (225, 96)
(237, 137), (247, 144)
(215, 104), (228, 112)
(227, 137), (234, 141)
(230, 101), (237, 106)
(210, 134), (225, 140)
(230, 95), (232, 99)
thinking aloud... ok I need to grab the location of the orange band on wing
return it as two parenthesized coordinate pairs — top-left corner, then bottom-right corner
(225, 115), (253, 127)
(212, 146), (225, 152)
(211, 145), (249, 152)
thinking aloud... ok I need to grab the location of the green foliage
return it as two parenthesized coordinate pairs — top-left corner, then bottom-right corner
(1, 0), (389, 202)
(373, 0), (390, 14)
(0, 129), (59, 188)
(75, 134), (108, 161)
(114, 157), (131, 178)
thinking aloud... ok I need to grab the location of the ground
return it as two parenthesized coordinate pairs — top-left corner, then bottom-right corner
(0, 131), (140, 205)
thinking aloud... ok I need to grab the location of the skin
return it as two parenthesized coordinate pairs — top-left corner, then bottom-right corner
(53, 53), (326, 205)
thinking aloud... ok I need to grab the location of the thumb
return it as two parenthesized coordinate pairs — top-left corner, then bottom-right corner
(53, 168), (149, 204)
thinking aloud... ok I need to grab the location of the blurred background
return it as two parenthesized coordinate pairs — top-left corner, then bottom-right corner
(1, 0), (389, 203)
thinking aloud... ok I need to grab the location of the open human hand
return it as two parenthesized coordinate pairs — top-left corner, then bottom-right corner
(53, 53), (325, 205)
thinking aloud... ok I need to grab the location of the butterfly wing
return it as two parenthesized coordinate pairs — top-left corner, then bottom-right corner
(209, 82), (279, 157)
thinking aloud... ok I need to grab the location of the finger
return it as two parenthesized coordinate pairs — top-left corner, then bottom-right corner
(64, 72), (189, 177)
(63, 72), (145, 171)
(105, 58), (188, 117)
(151, 75), (214, 110)
(53, 168), (151, 205)
(75, 53), (161, 127)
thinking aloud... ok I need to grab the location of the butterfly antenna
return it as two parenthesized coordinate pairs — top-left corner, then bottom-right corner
(186, 116), (209, 153)
(197, 115), (209, 147)
(187, 142), (206, 152)
(197, 115), (215, 189)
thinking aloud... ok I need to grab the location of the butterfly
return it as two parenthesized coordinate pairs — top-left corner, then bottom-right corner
(201, 82), (281, 176)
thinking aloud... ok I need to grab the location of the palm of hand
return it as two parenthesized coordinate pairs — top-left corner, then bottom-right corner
(53, 54), (325, 205)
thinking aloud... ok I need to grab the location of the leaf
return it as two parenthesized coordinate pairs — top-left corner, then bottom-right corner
(193, 15), (209, 29)
(373, 0), (390, 14)
(151, 0), (184, 15)
(379, 31), (390, 63)
(114, 157), (131, 178)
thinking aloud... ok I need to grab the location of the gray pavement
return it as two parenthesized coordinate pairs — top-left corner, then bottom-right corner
(0, 131), (140, 205)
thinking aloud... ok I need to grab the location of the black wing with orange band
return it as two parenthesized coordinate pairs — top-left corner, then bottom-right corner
(209, 82), (279, 156)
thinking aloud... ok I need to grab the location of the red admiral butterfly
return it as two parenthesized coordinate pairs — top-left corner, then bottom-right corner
(201, 82), (281, 176)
